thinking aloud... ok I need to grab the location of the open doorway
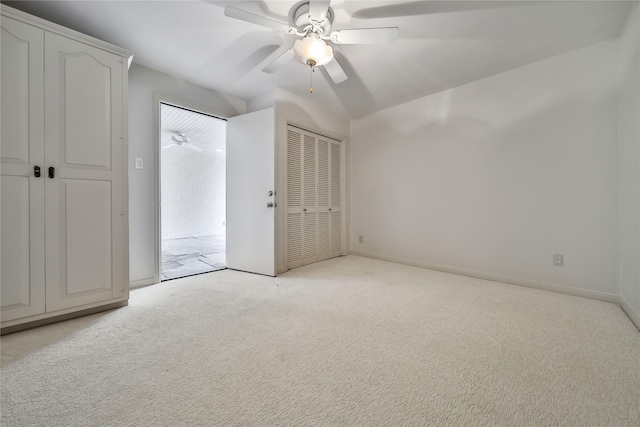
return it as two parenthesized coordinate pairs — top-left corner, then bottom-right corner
(160, 103), (227, 280)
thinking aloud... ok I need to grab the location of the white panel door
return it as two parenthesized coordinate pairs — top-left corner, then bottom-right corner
(44, 32), (125, 311)
(227, 108), (276, 276)
(0, 16), (46, 322)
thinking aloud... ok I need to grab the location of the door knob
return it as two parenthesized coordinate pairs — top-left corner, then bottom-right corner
(48, 167), (55, 179)
(34, 166), (41, 178)
(268, 190), (276, 197)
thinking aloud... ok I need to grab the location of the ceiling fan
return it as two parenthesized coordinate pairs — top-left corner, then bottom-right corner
(224, 0), (399, 85)
(162, 132), (203, 152)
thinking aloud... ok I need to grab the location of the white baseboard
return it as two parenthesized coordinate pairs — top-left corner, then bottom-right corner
(619, 296), (640, 331)
(349, 250), (639, 331)
(130, 278), (156, 289)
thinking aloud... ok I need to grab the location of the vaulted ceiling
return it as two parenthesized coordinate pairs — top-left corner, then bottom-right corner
(4, 1), (632, 119)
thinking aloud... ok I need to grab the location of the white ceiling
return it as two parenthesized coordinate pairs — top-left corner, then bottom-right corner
(161, 103), (227, 154)
(4, 0), (632, 119)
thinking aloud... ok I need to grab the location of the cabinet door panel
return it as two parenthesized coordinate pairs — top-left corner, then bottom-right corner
(1, 26), (29, 165)
(45, 32), (125, 312)
(46, 180), (115, 311)
(62, 53), (112, 169)
(1, 177), (45, 320)
(0, 16), (45, 322)
(64, 180), (112, 295)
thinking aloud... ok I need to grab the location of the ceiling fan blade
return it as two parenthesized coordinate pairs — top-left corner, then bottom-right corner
(309, 0), (331, 23)
(351, 2), (514, 19)
(224, 6), (296, 34)
(162, 144), (178, 150)
(330, 27), (399, 45)
(323, 58), (348, 84)
(262, 48), (295, 73)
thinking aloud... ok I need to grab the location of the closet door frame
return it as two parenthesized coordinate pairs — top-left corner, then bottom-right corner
(284, 121), (346, 270)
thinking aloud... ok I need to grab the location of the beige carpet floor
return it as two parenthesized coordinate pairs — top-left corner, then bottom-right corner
(1, 256), (639, 426)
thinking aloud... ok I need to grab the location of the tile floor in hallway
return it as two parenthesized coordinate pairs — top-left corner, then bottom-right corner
(162, 234), (226, 280)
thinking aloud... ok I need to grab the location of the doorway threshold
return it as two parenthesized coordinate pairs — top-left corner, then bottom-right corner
(162, 235), (226, 281)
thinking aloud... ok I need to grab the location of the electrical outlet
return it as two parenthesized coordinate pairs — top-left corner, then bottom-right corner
(134, 158), (144, 169)
(553, 254), (564, 266)
(359, 235), (363, 243)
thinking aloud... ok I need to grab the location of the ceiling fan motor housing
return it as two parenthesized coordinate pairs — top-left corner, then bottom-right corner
(289, 1), (334, 35)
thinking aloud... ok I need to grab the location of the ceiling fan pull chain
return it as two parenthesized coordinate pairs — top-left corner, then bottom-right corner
(309, 65), (314, 93)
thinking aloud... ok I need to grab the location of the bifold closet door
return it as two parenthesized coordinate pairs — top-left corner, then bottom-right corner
(302, 134), (318, 265)
(318, 139), (342, 261)
(286, 126), (342, 269)
(286, 128), (304, 268)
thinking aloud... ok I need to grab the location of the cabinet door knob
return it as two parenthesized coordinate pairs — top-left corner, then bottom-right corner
(48, 167), (55, 179)
(34, 166), (41, 178)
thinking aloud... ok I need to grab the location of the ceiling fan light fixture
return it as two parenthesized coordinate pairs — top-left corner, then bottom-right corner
(293, 32), (334, 67)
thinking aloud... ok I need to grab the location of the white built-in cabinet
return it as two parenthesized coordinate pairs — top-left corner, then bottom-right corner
(0, 5), (132, 332)
(286, 125), (343, 269)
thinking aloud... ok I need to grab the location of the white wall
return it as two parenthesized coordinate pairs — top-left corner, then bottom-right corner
(161, 147), (226, 240)
(618, 3), (640, 324)
(350, 40), (620, 296)
(247, 88), (350, 274)
(129, 64), (244, 285)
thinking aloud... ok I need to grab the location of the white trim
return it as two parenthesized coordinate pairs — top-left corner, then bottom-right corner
(130, 278), (155, 289)
(1, 298), (128, 331)
(284, 118), (345, 144)
(283, 120), (347, 271)
(121, 48), (131, 301)
(283, 122), (290, 271)
(152, 93), (231, 284)
(340, 133), (348, 256)
(349, 250), (626, 305)
(619, 296), (640, 331)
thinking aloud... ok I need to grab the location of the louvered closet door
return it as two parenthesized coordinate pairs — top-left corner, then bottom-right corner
(286, 126), (342, 269)
(317, 139), (342, 261)
(329, 141), (342, 258)
(302, 134), (318, 265)
(286, 128), (303, 268)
